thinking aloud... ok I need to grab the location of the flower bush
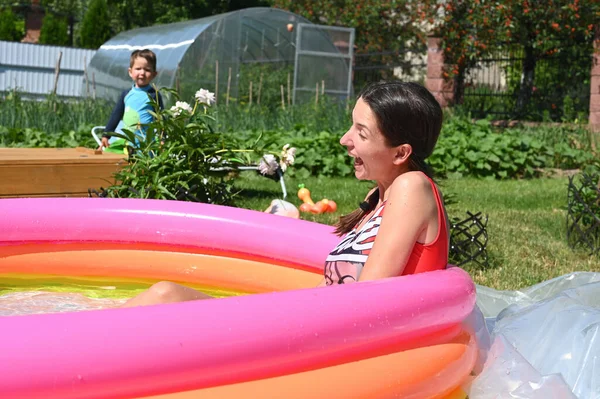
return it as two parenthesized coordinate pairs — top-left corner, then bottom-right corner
(102, 88), (252, 204)
(169, 101), (193, 117)
(194, 89), (215, 105)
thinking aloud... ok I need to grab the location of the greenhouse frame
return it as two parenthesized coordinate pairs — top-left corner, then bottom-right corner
(87, 7), (355, 106)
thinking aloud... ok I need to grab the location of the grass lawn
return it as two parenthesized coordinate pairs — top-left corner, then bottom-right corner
(232, 172), (600, 291)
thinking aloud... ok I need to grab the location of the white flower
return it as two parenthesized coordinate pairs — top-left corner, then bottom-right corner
(279, 144), (296, 172)
(170, 101), (192, 116)
(258, 154), (279, 176)
(195, 89), (216, 106)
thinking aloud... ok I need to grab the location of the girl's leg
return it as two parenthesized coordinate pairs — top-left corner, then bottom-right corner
(122, 281), (211, 308)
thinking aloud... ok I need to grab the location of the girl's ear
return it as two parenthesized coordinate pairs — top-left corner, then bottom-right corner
(392, 144), (412, 166)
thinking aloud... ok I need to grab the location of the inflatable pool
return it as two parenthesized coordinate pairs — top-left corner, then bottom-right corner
(0, 198), (477, 398)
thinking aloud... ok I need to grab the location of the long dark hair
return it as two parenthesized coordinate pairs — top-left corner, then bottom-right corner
(334, 81), (443, 236)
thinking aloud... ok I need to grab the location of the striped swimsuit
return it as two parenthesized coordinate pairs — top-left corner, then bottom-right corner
(324, 205), (385, 285)
(324, 178), (448, 285)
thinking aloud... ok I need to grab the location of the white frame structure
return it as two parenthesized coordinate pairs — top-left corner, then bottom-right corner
(292, 23), (355, 104)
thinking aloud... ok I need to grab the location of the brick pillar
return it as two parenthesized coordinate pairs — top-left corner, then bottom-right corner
(425, 36), (454, 108)
(21, 0), (45, 44)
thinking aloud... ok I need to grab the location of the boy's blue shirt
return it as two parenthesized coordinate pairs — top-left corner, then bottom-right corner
(103, 84), (163, 144)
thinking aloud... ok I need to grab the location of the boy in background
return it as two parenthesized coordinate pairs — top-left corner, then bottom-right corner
(99, 49), (163, 151)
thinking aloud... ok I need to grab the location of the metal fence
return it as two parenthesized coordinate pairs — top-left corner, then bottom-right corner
(459, 41), (593, 121)
(567, 173), (600, 256)
(352, 50), (427, 94)
(0, 41), (96, 99)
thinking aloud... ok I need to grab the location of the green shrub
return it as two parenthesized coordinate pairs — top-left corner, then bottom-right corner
(214, 98), (352, 134)
(227, 128), (352, 179)
(3, 93), (597, 180)
(0, 125), (96, 148)
(79, 0), (112, 49)
(39, 13), (69, 46)
(429, 117), (552, 179)
(0, 9), (23, 41)
(429, 116), (599, 179)
(0, 92), (113, 135)
(567, 171), (600, 255)
(508, 122), (599, 171)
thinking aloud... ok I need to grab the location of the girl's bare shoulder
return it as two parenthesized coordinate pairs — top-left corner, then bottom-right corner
(389, 171), (432, 196)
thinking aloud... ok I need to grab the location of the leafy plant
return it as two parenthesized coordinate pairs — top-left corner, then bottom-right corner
(101, 88), (253, 204)
(567, 171), (600, 255)
(430, 117), (547, 178)
(38, 13), (70, 46)
(0, 125), (96, 148)
(215, 97), (351, 134)
(0, 8), (23, 42)
(0, 91), (113, 137)
(228, 127), (352, 179)
(79, 0), (112, 49)
(4, 91), (598, 180)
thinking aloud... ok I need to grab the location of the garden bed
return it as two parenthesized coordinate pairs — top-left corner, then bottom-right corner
(0, 148), (126, 198)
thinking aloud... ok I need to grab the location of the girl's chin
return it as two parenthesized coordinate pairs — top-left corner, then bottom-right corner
(354, 170), (368, 180)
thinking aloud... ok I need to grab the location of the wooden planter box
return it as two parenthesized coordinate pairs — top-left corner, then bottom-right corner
(0, 148), (127, 198)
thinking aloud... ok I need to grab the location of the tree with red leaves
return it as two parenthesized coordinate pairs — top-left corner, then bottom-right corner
(437, 0), (598, 115)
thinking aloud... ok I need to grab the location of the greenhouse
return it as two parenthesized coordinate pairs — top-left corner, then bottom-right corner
(87, 7), (355, 106)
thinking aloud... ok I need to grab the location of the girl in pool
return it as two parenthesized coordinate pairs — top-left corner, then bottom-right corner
(123, 81), (448, 307)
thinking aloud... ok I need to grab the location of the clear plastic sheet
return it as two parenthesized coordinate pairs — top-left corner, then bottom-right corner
(476, 272), (600, 318)
(468, 272), (600, 399)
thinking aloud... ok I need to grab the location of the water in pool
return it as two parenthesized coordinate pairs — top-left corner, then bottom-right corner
(0, 275), (236, 316)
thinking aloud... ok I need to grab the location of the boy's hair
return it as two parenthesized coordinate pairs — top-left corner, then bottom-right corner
(130, 49), (157, 72)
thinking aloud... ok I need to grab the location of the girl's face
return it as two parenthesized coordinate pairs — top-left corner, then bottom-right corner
(340, 98), (404, 182)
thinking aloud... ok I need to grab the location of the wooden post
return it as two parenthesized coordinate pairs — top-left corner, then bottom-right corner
(315, 82), (319, 106)
(321, 80), (325, 95)
(226, 67), (232, 108)
(257, 73), (263, 105)
(92, 72), (96, 100)
(249, 81), (253, 106)
(287, 72), (291, 107)
(215, 60), (219, 103)
(52, 51), (63, 96)
(280, 85), (285, 109)
(83, 56), (89, 97)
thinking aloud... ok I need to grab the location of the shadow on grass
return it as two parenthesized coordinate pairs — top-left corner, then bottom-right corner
(233, 186), (283, 205)
(233, 187), (281, 200)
